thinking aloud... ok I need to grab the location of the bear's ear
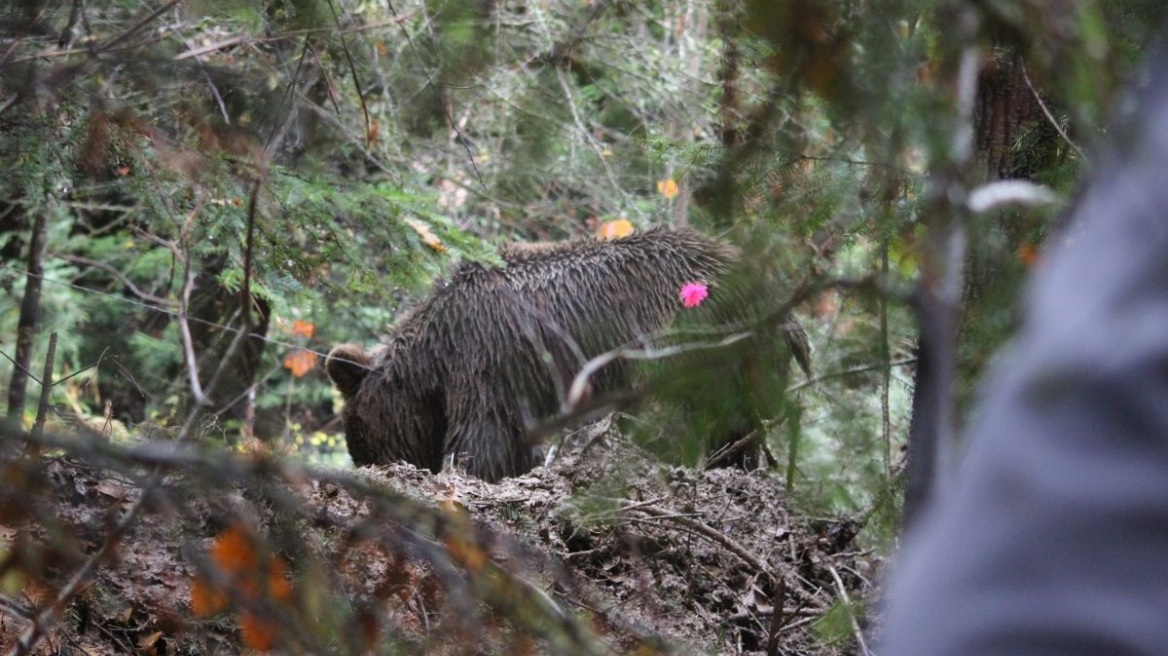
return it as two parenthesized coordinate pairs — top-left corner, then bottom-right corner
(326, 344), (372, 398)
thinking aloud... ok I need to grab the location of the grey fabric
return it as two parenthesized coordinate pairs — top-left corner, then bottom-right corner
(881, 54), (1168, 654)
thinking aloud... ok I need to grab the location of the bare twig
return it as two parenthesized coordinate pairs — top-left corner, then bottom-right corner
(241, 179), (261, 339)
(55, 253), (177, 307)
(828, 566), (871, 656)
(554, 66), (627, 207)
(324, 0), (373, 147)
(625, 503), (770, 576)
(7, 27), (169, 65)
(765, 576), (788, 656)
(565, 331), (752, 409)
(531, 274), (886, 439)
(880, 245), (892, 481)
(787, 357), (917, 394)
(1020, 61), (1085, 161)
(97, 0), (182, 52)
(0, 349), (37, 384)
(178, 260), (205, 406)
(384, 0), (485, 190)
(172, 35), (247, 61)
(8, 488), (149, 656)
(171, 17), (415, 62)
(180, 36), (231, 123)
(967, 179), (1060, 213)
(701, 429), (759, 470)
(238, 175), (265, 440)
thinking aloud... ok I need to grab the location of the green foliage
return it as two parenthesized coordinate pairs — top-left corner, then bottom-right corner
(814, 598), (865, 646)
(0, 0), (1162, 551)
(4, 3), (1168, 654)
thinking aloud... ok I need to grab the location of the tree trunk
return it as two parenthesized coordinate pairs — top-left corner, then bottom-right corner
(975, 51), (1043, 182)
(6, 203), (47, 422)
(183, 258), (274, 440)
(905, 45), (1064, 528)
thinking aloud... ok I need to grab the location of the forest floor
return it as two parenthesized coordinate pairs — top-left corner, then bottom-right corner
(0, 420), (881, 655)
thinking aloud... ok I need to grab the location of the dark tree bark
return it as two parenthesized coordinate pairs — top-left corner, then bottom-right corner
(904, 41), (1068, 529)
(184, 258), (274, 440)
(717, 1), (741, 151)
(6, 204), (47, 422)
(975, 52), (1044, 181)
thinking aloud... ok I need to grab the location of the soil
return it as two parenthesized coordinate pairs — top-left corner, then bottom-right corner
(0, 421), (880, 655)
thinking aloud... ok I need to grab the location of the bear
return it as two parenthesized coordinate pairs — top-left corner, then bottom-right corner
(326, 226), (804, 482)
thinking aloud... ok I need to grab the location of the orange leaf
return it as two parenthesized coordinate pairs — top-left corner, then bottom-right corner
(191, 523), (256, 617)
(190, 577), (229, 617)
(212, 523), (258, 574)
(367, 116), (380, 145)
(283, 350), (319, 378)
(1017, 242), (1039, 267)
(290, 320), (315, 338)
(192, 524), (296, 651)
(266, 558), (294, 602)
(240, 611), (278, 651)
(445, 534), (487, 573)
(404, 217), (446, 253)
(656, 178), (679, 199)
(597, 219), (634, 240)
(442, 499), (486, 572)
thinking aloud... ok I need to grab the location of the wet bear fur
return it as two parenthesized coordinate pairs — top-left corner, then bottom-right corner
(326, 227), (743, 482)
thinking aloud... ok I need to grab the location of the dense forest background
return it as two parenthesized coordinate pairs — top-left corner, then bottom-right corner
(2, 0), (1167, 653)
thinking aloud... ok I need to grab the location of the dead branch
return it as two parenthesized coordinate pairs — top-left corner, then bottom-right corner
(786, 356), (916, 393)
(178, 259), (205, 406)
(97, 0), (181, 51)
(171, 17), (415, 62)
(765, 576), (788, 656)
(828, 566), (871, 656)
(1021, 61), (1085, 161)
(55, 253), (178, 307)
(7, 482), (149, 656)
(623, 502), (770, 577)
(565, 330), (753, 409)
(701, 429), (759, 470)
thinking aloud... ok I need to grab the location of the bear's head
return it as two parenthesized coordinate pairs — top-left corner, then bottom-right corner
(325, 343), (379, 466)
(325, 342), (445, 471)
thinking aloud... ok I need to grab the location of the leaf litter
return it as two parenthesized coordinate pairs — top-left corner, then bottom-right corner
(0, 421), (880, 654)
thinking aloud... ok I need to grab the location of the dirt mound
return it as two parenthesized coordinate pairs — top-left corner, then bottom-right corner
(0, 422), (878, 654)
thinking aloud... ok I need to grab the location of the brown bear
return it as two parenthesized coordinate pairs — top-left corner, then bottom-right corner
(326, 226), (797, 482)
